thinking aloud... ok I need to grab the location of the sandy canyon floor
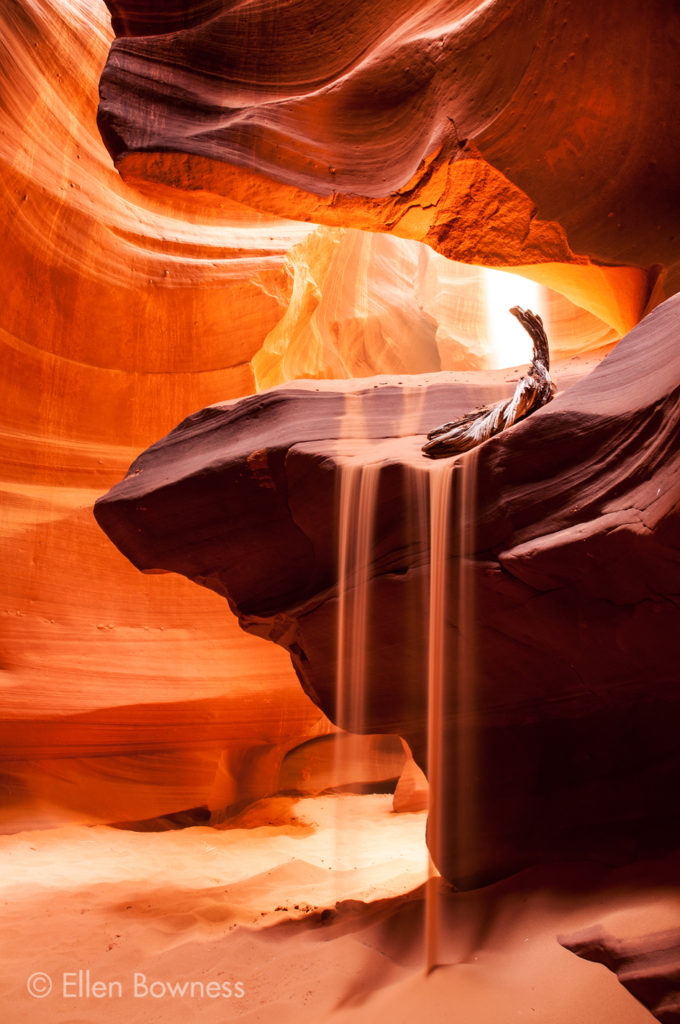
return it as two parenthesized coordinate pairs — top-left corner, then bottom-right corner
(1, 793), (677, 1023)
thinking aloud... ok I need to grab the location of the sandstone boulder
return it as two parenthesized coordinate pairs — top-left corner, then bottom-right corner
(95, 294), (680, 886)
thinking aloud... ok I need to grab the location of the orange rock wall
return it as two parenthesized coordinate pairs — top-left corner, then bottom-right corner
(252, 226), (619, 388)
(0, 0), (328, 829)
(99, 0), (680, 320)
(3, 0), (678, 830)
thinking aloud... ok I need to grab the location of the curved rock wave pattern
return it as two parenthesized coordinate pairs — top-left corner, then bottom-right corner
(2, 0), (635, 831)
(97, 0), (679, 312)
(0, 0), (331, 830)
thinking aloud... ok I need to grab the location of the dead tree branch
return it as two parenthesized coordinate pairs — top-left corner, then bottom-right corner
(422, 306), (556, 458)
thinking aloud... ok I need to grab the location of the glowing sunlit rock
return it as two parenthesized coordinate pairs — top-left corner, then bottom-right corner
(3, 0), (679, 844)
(253, 227), (619, 387)
(0, 0), (322, 829)
(98, 0), (677, 325)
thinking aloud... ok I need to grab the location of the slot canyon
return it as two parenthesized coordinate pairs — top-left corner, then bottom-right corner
(1, 1), (679, 1022)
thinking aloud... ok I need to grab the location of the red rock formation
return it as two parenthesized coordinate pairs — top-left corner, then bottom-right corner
(97, 0), (679, 325)
(278, 734), (407, 796)
(393, 757), (429, 814)
(560, 924), (680, 1024)
(4, 0), (679, 841)
(0, 0), (329, 829)
(253, 226), (619, 387)
(0, 0), (534, 830)
(94, 294), (680, 886)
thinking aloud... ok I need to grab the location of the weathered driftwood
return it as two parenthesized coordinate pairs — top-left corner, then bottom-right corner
(422, 306), (556, 458)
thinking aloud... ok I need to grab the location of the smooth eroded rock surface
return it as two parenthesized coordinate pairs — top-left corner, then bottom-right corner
(0, 0), (324, 829)
(95, 294), (680, 886)
(3, 0), (637, 832)
(561, 923), (680, 1024)
(97, 0), (680, 320)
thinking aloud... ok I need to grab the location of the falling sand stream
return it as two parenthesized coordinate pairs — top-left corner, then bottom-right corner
(425, 450), (479, 972)
(424, 458), (453, 974)
(333, 437), (480, 971)
(335, 462), (382, 740)
(332, 458), (383, 895)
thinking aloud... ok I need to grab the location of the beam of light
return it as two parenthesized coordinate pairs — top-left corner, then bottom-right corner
(483, 267), (545, 369)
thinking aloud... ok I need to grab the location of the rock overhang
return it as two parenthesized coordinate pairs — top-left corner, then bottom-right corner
(95, 296), (680, 885)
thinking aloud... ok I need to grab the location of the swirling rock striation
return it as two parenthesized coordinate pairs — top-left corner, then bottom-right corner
(1, 0), (626, 830)
(97, 0), (680, 318)
(95, 294), (680, 886)
(0, 0), (329, 829)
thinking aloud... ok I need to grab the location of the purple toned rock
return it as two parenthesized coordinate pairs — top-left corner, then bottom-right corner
(560, 924), (680, 1024)
(95, 295), (680, 887)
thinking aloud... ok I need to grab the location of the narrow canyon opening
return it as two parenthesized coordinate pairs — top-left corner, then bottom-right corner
(251, 225), (623, 389)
